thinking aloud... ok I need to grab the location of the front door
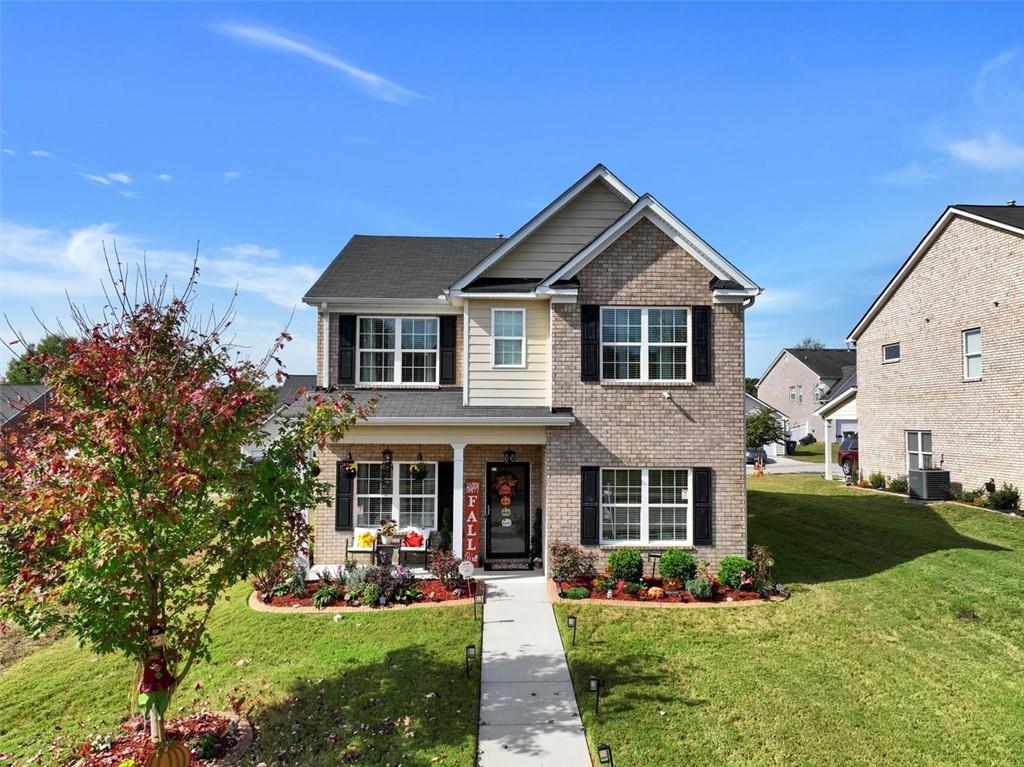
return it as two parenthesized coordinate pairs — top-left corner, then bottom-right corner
(485, 462), (530, 559)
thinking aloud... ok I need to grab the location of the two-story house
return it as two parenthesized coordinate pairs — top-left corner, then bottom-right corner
(848, 203), (1023, 492)
(756, 348), (857, 441)
(291, 165), (762, 573)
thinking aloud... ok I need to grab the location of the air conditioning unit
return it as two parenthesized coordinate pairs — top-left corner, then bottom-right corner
(909, 469), (950, 501)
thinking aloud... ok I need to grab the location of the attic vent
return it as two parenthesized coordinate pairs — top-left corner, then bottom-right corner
(495, 233), (504, 238)
(1008, 200), (1017, 207)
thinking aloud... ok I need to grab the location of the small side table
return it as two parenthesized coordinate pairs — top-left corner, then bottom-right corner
(647, 552), (662, 577)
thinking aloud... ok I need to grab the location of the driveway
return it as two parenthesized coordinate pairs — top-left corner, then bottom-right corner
(748, 455), (844, 476)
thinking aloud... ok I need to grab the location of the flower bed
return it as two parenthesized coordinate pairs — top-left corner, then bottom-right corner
(553, 575), (771, 605)
(255, 577), (480, 609)
(73, 711), (251, 767)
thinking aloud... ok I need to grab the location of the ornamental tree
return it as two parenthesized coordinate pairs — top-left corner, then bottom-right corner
(0, 262), (369, 742)
(745, 407), (785, 449)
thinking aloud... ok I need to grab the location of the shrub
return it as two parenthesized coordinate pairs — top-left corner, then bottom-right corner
(622, 582), (643, 595)
(686, 576), (712, 599)
(563, 587), (590, 600)
(717, 555), (754, 590)
(888, 474), (909, 494)
(344, 565), (367, 598)
(696, 559), (711, 579)
(847, 462), (860, 484)
(312, 583), (343, 610)
(750, 544), (775, 588)
(252, 557), (291, 597)
(952, 486), (984, 504)
(868, 471), (886, 489)
(799, 434), (817, 446)
(607, 547), (644, 582)
(658, 549), (697, 581)
(192, 732), (218, 759)
(549, 543), (598, 582)
(360, 582), (382, 606)
(987, 483), (1021, 511)
(275, 567), (307, 598)
(429, 551), (465, 590)
(364, 565), (400, 603)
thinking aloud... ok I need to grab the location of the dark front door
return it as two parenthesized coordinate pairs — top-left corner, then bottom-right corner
(485, 462), (530, 559)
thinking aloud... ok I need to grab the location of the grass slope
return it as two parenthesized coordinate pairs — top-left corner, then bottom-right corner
(789, 440), (838, 463)
(0, 583), (481, 766)
(556, 475), (1024, 767)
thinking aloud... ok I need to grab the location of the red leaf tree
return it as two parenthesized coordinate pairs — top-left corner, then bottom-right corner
(0, 261), (368, 742)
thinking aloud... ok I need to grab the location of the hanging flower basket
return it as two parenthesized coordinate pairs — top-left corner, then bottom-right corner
(342, 461), (359, 478)
(408, 462), (428, 481)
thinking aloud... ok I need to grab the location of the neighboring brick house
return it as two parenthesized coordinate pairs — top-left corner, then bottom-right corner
(756, 348), (856, 441)
(848, 203), (1024, 493)
(289, 165), (762, 573)
(0, 384), (51, 434)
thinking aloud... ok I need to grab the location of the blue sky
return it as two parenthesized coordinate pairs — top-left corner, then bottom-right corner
(2, 2), (1022, 378)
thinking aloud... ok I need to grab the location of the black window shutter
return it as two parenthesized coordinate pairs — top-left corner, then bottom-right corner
(439, 316), (456, 385)
(693, 467), (713, 545)
(337, 315), (356, 385)
(437, 461), (454, 534)
(693, 306), (712, 382)
(335, 463), (354, 530)
(580, 466), (600, 544)
(581, 305), (600, 382)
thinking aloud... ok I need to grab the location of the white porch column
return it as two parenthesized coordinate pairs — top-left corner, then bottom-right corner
(824, 418), (833, 480)
(452, 442), (466, 558)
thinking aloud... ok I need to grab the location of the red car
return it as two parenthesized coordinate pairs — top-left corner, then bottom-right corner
(838, 434), (859, 475)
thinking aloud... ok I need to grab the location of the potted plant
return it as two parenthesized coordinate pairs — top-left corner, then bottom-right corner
(408, 451), (428, 481)
(342, 461), (359, 478)
(378, 519), (401, 545)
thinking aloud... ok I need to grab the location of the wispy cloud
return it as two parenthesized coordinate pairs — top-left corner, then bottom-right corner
(79, 170), (135, 188)
(223, 170), (243, 182)
(213, 22), (421, 105)
(2, 148), (15, 156)
(30, 149), (54, 158)
(974, 48), (1019, 103)
(941, 131), (1024, 171)
(156, 173), (173, 182)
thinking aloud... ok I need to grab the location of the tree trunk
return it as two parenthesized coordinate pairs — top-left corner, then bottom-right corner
(149, 707), (162, 744)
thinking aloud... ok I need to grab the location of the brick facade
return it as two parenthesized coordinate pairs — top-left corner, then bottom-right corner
(546, 217), (749, 571)
(856, 216), (1024, 492)
(756, 353), (829, 439)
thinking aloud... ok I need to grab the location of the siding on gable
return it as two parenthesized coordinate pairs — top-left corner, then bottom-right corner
(466, 299), (550, 406)
(482, 180), (629, 280)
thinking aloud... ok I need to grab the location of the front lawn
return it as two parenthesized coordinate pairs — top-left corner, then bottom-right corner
(556, 475), (1024, 766)
(0, 583), (480, 766)
(789, 439), (838, 463)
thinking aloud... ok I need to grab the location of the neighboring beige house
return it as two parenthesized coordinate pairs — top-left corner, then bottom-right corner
(289, 165), (762, 573)
(756, 348), (856, 440)
(848, 203), (1023, 493)
(814, 372), (857, 479)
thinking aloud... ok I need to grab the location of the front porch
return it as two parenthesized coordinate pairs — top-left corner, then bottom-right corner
(311, 426), (550, 571)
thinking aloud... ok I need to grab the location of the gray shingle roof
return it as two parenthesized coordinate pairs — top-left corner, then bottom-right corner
(303, 236), (502, 301)
(824, 370), (857, 402)
(784, 348), (856, 380)
(274, 374), (317, 409)
(0, 384), (50, 427)
(277, 388), (572, 423)
(954, 204), (1024, 230)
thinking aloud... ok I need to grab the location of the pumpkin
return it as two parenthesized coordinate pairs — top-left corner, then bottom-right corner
(647, 587), (665, 599)
(144, 741), (191, 767)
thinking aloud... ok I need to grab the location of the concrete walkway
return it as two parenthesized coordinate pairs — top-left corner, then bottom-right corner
(747, 455), (844, 476)
(477, 571), (591, 767)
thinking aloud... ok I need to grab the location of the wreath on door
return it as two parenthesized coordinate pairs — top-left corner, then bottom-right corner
(493, 473), (519, 508)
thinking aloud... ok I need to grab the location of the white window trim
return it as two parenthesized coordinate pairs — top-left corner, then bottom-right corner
(962, 328), (982, 381)
(599, 307), (692, 384)
(905, 431), (933, 472)
(599, 467), (692, 546)
(354, 460), (439, 531)
(356, 316), (440, 386)
(882, 342), (901, 364)
(491, 307), (526, 369)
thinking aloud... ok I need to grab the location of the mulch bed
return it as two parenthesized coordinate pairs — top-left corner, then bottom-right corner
(554, 576), (768, 605)
(257, 578), (480, 609)
(74, 712), (236, 767)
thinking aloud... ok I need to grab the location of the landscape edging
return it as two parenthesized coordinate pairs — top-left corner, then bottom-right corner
(546, 578), (786, 608)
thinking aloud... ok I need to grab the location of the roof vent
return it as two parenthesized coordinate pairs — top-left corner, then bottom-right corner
(495, 233), (504, 238)
(1008, 200), (1017, 207)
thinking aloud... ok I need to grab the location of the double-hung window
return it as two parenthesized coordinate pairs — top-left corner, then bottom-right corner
(789, 385), (803, 403)
(355, 462), (437, 530)
(600, 468), (691, 545)
(962, 329), (982, 380)
(600, 307), (690, 382)
(492, 308), (525, 367)
(906, 431), (933, 471)
(358, 317), (438, 384)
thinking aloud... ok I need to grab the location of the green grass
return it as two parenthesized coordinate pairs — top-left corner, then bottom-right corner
(790, 440), (838, 463)
(0, 583), (481, 766)
(556, 475), (1024, 767)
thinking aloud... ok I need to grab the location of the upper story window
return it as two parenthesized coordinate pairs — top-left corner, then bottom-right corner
(789, 384), (803, 403)
(883, 343), (901, 363)
(906, 430), (932, 470)
(600, 307), (690, 382)
(358, 317), (438, 385)
(492, 308), (525, 368)
(600, 467), (691, 545)
(962, 328), (982, 380)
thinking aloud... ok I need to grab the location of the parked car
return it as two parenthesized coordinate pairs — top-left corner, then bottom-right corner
(838, 434), (858, 475)
(745, 446), (767, 465)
